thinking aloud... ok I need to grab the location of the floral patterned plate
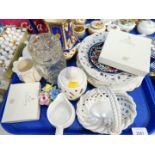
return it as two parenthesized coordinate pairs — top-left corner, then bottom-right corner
(77, 31), (144, 91)
(88, 42), (122, 73)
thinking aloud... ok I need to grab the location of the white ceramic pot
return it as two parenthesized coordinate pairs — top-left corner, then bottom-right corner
(13, 57), (41, 83)
(73, 25), (86, 39)
(137, 20), (155, 35)
(58, 66), (87, 101)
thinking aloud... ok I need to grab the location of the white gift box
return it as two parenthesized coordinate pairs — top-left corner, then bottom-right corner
(99, 30), (152, 76)
(1, 82), (40, 123)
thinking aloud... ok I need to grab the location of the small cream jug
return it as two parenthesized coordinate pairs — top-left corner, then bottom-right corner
(13, 57), (41, 83)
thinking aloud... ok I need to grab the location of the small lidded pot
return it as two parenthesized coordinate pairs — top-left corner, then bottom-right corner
(88, 20), (106, 34)
(58, 66), (87, 101)
(73, 25), (86, 39)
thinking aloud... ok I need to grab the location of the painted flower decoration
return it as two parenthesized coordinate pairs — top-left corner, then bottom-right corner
(39, 92), (50, 106)
(42, 84), (53, 92)
(50, 87), (59, 100)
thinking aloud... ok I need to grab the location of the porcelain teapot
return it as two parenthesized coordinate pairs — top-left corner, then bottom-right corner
(137, 20), (155, 35)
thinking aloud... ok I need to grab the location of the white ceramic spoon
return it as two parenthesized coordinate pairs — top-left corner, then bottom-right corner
(47, 93), (75, 135)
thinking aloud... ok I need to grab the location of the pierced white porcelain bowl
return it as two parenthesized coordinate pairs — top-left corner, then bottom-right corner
(77, 87), (137, 135)
(58, 66), (87, 101)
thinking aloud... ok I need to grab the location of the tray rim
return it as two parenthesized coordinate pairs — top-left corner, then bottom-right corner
(0, 74), (155, 135)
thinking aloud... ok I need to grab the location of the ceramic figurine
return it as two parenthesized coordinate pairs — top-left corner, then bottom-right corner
(47, 93), (75, 135)
(58, 66), (87, 101)
(44, 19), (80, 60)
(137, 20), (155, 35)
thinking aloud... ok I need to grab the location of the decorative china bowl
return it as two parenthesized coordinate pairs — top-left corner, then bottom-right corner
(88, 20), (106, 34)
(77, 31), (144, 91)
(117, 19), (136, 32)
(137, 20), (155, 35)
(58, 66), (87, 101)
(76, 87), (137, 135)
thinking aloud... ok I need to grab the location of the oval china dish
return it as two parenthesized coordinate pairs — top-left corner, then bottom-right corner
(47, 93), (75, 135)
(77, 31), (144, 91)
(76, 87), (137, 135)
(58, 67), (87, 100)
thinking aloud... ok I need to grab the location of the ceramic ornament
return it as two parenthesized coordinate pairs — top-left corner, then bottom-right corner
(77, 31), (144, 91)
(76, 87), (137, 135)
(13, 57), (41, 83)
(47, 93), (75, 135)
(39, 84), (59, 106)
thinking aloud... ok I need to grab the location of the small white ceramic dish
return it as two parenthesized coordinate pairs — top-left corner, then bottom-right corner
(58, 66), (87, 100)
(47, 93), (75, 135)
(137, 20), (155, 35)
(117, 20), (136, 32)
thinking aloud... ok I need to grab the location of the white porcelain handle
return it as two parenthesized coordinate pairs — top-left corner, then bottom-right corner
(55, 127), (64, 135)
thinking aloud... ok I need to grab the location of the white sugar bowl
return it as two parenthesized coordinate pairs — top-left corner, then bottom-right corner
(137, 20), (155, 35)
(58, 66), (87, 101)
